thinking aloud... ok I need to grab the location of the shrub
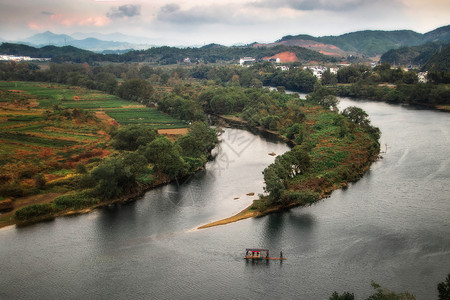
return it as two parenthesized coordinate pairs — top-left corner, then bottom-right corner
(75, 163), (88, 174)
(249, 199), (268, 211)
(284, 190), (320, 205)
(89, 157), (102, 163)
(53, 190), (99, 211)
(33, 173), (46, 189)
(15, 203), (54, 221)
(77, 174), (96, 189)
(0, 183), (25, 198)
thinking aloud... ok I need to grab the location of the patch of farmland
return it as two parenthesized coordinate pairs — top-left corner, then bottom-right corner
(105, 107), (187, 129)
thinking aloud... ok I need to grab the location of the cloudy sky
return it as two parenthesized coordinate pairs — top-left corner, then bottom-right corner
(1, 0), (449, 46)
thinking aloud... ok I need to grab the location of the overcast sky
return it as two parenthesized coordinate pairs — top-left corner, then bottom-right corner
(1, 0), (449, 46)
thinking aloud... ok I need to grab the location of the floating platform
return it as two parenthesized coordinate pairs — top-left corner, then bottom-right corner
(244, 255), (286, 260)
(244, 248), (286, 260)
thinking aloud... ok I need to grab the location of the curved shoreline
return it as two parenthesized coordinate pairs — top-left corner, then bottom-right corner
(197, 144), (376, 230)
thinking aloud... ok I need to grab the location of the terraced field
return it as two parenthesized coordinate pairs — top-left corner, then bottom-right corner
(0, 81), (186, 184)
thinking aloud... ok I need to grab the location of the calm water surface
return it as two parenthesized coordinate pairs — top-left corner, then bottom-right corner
(0, 99), (449, 299)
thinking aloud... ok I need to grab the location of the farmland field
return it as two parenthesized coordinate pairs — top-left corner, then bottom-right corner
(104, 107), (187, 129)
(0, 81), (186, 188)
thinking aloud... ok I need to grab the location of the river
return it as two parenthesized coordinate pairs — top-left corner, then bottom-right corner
(0, 98), (449, 299)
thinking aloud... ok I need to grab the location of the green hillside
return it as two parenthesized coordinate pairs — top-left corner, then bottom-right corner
(0, 42), (334, 64)
(279, 26), (450, 57)
(421, 44), (450, 71)
(380, 42), (446, 66)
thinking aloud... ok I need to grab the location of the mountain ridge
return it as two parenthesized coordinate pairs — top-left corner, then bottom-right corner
(1, 25), (449, 63)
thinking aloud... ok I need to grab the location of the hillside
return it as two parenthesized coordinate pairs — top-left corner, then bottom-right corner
(380, 42), (447, 66)
(423, 25), (450, 43)
(276, 26), (450, 58)
(0, 43), (121, 63)
(421, 44), (450, 71)
(122, 44), (335, 64)
(0, 42), (334, 64)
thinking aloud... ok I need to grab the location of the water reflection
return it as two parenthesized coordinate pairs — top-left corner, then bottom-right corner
(287, 211), (315, 229)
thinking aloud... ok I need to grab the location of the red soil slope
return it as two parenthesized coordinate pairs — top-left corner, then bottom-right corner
(263, 51), (299, 63)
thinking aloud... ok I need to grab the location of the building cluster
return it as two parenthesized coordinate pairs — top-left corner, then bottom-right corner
(239, 57), (256, 66)
(0, 55), (50, 62)
(417, 72), (428, 83)
(303, 66), (337, 79)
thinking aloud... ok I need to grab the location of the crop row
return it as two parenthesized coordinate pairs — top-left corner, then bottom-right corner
(0, 131), (79, 148)
(105, 108), (187, 128)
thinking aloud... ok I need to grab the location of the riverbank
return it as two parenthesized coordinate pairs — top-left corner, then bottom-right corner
(0, 164), (207, 229)
(197, 165), (370, 230)
(198, 113), (379, 230)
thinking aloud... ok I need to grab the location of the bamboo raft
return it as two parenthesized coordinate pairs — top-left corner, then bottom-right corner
(244, 248), (286, 260)
(244, 255), (286, 260)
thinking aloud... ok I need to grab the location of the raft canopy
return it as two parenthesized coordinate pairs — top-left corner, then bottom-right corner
(246, 248), (269, 252)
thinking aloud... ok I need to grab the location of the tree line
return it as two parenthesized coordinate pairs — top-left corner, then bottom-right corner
(0, 42), (336, 64)
(320, 63), (450, 106)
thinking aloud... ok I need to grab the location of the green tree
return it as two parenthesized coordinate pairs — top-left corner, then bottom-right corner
(318, 95), (339, 111)
(122, 152), (148, 176)
(342, 106), (370, 126)
(438, 273), (450, 300)
(365, 282), (416, 300)
(91, 158), (135, 200)
(176, 121), (217, 158)
(111, 125), (157, 151)
(117, 78), (154, 104)
(142, 136), (187, 179)
(329, 291), (355, 300)
(322, 69), (338, 85)
(263, 164), (285, 204)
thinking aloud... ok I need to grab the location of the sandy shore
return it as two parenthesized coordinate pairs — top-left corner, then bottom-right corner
(197, 208), (258, 229)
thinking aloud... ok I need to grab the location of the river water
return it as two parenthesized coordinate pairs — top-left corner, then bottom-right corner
(0, 98), (449, 299)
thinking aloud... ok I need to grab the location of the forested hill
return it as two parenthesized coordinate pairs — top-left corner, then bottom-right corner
(0, 42), (335, 64)
(421, 44), (450, 71)
(0, 42), (114, 63)
(121, 44), (335, 64)
(278, 25), (450, 57)
(380, 42), (448, 67)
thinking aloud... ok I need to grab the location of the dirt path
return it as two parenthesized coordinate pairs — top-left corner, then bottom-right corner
(0, 193), (62, 228)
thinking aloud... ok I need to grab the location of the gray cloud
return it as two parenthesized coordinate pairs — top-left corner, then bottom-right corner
(41, 11), (55, 15)
(107, 4), (141, 19)
(157, 3), (256, 25)
(252, 0), (401, 12)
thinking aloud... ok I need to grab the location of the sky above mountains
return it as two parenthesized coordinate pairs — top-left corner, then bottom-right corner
(1, 0), (449, 46)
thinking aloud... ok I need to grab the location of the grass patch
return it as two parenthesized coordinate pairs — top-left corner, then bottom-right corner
(105, 107), (187, 129)
(53, 190), (100, 211)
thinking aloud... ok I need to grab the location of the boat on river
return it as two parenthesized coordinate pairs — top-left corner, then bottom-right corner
(244, 248), (286, 260)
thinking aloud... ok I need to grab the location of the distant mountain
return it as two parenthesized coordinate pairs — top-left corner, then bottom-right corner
(0, 42), (110, 62)
(15, 31), (152, 52)
(423, 25), (450, 43)
(24, 31), (74, 46)
(274, 25), (450, 58)
(69, 38), (139, 52)
(71, 32), (152, 44)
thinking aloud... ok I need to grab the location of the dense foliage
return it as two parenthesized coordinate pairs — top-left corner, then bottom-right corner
(380, 42), (448, 67)
(314, 63), (450, 106)
(0, 59), (387, 223)
(279, 30), (425, 57)
(330, 272), (450, 300)
(0, 42), (334, 64)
